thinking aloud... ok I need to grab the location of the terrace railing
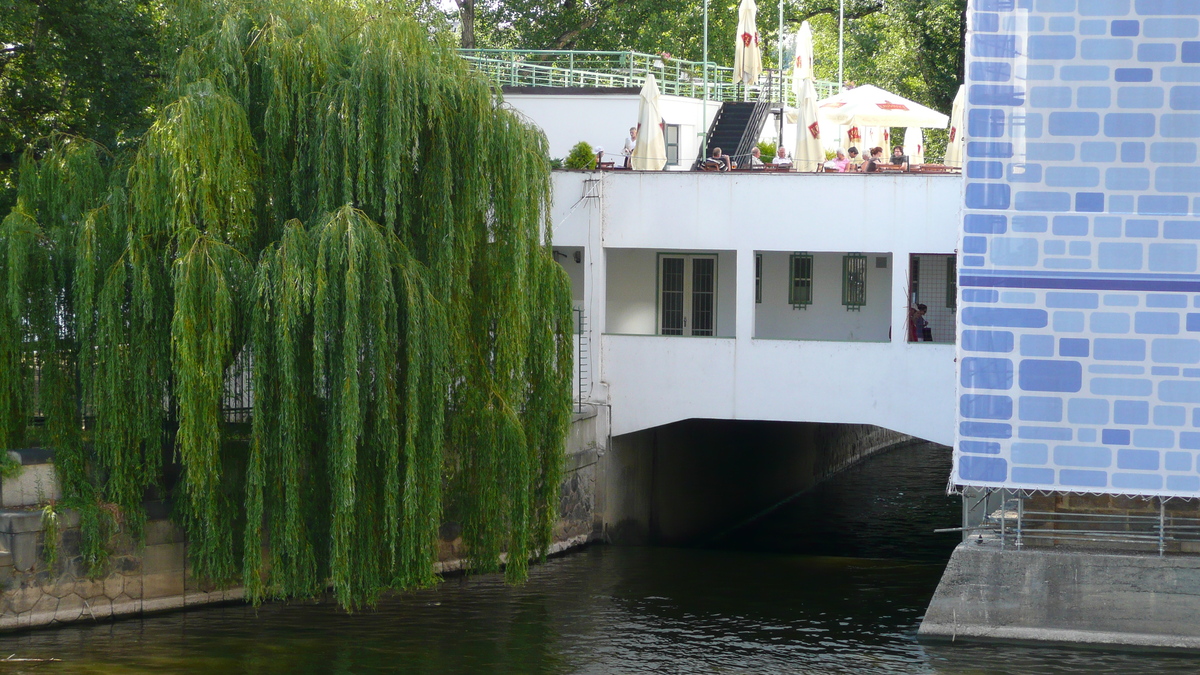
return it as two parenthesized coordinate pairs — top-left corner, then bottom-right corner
(459, 49), (840, 104)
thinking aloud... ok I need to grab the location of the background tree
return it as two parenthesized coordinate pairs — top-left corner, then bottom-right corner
(0, 0), (176, 212)
(455, 0), (964, 115)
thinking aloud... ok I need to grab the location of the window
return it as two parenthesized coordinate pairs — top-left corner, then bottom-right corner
(658, 254), (716, 336)
(789, 253), (813, 309)
(946, 255), (957, 310)
(755, 254), (762, 304)
(842, 254), (867, 310)
(665, 124), (680, 166)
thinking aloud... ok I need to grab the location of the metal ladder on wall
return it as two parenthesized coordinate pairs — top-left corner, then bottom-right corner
(574, 308), (590, 413)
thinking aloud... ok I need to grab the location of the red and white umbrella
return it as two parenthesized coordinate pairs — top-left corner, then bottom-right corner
(904, 126), (925, 165)
(793, 77), (824, 172)
(818, 85), (949, 129)
(790, 21), (814, 100)
(734, 0), (762, 86)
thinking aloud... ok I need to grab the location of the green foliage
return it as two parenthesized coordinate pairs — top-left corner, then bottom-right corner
(462, 0), (964, 121)
(0, 0), (175, 214)
(564, 142), (596, 170)
(0, 0), (574, 609)
(756, 141), (777, 161)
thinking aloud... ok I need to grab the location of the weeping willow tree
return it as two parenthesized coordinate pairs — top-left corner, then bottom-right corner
(0, 0), (573, 609)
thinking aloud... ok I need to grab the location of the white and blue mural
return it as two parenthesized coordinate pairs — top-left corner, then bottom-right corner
(956, 0), (1200, 496)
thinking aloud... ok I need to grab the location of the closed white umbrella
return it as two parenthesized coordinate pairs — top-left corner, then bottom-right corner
(790, 21), (814, 100)
(632, 73), (667, 171)
(734, 0), (762, 86)
(904, 126), (925, 165)
(944, 84), (966, 167)
(794, 78), (824, 172)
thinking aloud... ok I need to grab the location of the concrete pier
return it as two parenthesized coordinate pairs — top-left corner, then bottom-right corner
(920, 540), (1200, 649)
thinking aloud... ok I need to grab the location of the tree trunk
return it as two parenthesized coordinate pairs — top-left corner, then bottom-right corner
(457, 0), (476, 49)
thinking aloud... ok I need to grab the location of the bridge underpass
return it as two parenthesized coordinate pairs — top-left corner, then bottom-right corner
(597, 419), (946, 547)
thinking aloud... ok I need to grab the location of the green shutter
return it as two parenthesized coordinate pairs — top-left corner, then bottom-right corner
(789, 253), (813, 309)
(946, 255), (957, 310)
(842, 253), (867, 310)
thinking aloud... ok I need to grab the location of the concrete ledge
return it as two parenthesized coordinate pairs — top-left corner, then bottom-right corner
(920, 540), (1200, 649)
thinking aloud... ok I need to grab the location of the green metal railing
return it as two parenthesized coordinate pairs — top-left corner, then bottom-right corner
(459, 49), (840, 104)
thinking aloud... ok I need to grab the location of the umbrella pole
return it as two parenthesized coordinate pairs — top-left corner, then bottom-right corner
(702, 0), (710, 157)
(838, 0), (844, 86)
(778, 0), (784, 99)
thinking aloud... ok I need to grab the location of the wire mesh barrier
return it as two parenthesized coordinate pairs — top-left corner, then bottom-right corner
(950, 488), (1200, 556)
(459, 49), (840, 104)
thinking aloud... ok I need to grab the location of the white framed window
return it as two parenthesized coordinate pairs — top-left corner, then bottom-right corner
(658, 254), (717, 336)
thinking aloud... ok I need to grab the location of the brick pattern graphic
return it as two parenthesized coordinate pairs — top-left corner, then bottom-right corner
(957, 0), (1200, 496)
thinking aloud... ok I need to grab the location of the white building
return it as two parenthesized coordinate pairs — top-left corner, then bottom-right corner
(550, 169), (960, 446)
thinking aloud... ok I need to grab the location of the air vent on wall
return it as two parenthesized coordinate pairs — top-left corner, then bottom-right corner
(876, 256), (888, 269)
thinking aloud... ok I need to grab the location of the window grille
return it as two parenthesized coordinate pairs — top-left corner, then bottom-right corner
(755, 253), (762, 304)
(789, 253), (813, 309)
(660, 257), (684, 335)
(842, 253), (867, 310)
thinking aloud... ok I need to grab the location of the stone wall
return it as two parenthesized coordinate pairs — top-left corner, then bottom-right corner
(0, 408), (607, 631)
(920, 540), (1200, 649)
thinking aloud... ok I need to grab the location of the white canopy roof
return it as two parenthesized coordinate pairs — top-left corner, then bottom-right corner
(817, 85), (949, 129)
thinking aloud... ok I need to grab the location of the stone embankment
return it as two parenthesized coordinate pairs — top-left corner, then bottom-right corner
(0, 406), (606, 631)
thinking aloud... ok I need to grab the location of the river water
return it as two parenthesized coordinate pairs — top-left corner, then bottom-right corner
(3, 443), (1200, 673)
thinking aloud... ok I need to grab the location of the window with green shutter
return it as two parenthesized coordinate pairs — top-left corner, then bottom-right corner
(755, 253), (762, 304)
(842, 253), (867, 310)
(789, 253), (813, 309)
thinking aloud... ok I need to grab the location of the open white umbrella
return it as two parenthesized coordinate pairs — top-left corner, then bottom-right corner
(790, 21), (814, 100)
(904, 126), (925, 165)
(818, 85), (949, 128)
(794, 77), (823, 172)
(944, 84), (965, 167)
(734, 0), (762, 86)
(632, 73), (667, 171)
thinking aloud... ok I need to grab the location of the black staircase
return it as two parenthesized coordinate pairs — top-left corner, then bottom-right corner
(694, 101), (773, 169)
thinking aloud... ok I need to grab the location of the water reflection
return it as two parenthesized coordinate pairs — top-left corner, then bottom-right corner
(2, 444), (1200, 673)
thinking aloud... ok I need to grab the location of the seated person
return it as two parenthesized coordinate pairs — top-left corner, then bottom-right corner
(889, 145), (909, 169)
(772, 147), (793, 167)
(864, 146), (886, 173)
(703, 147), (734, 171)
(846, 146), (863, 171)
(749, 147), (765, 168)
(823, 148), (850, 172)
(595, 146), (605, 166)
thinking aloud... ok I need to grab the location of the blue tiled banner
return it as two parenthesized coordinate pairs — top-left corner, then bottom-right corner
(956, 0), (1200, 496)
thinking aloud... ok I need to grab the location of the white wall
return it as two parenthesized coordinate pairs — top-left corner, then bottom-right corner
(606, 249), (737, 338)
(755, 252), (893, 342)
(504, 92), (721, 170)
(552, 246), (586, 307)
(605, 249), (657, 335)
(603, 335), (956, 445)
